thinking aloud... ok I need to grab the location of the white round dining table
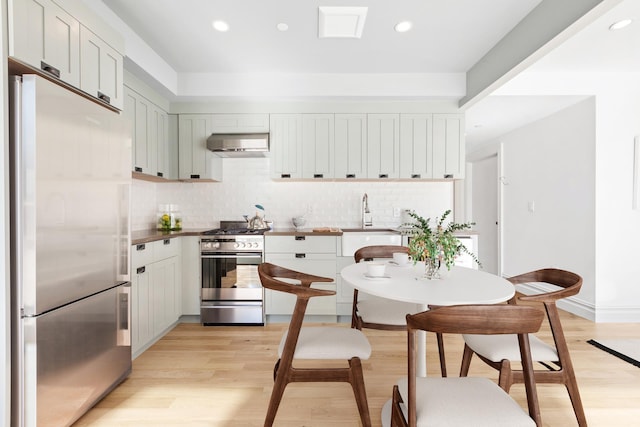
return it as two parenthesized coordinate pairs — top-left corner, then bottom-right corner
(341, 261), (515, 376)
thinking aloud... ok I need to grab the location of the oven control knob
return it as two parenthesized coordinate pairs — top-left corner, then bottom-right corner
(252, 242), (259, 248)
(235, 242), (244, 249)
(213, 242), (220, 249)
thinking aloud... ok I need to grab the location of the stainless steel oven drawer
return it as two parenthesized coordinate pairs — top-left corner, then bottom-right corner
(201, 301), (264, 325)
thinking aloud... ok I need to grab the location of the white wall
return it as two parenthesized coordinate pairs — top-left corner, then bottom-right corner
(132, 158), (453, 234)
(499, 98), (596, 317)
(470, 86), (640, 322)
(131, 160), (454, 232)
(592, 79), (640, 322)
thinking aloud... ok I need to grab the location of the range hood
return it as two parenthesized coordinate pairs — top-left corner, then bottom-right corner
(206, 133), (269, 157)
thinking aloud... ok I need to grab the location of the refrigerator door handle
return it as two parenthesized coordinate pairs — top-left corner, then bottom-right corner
(117, 283), (131, 347)
(117, 183), (131, 281)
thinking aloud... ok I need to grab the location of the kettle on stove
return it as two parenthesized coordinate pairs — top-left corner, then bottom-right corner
(244, 204), (268, 230)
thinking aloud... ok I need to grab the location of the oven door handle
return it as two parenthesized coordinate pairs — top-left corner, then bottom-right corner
(201, 254), (263, 259)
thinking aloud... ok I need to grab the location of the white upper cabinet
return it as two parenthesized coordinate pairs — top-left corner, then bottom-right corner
(79, 25), (123, 110)
(270, 114), (303, 179)
(10, 0), (80, 86)
(367, 114), (400, 179)
(335, 114), (367, 179)
(178, 114), (222, 181)
(302, 114), (334, 179)
(211, 114), (270, 133)
(433, 114), (465, 179)
(153, 107), (169, 179)
(124, 86), (156, 176)
(400, 114), (433, 179)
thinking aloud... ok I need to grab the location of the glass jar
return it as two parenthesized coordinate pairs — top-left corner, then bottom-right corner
(157, 204), (182, 231)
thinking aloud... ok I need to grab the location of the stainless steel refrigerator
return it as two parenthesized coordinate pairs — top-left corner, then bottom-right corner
(9, 74), (132, 427)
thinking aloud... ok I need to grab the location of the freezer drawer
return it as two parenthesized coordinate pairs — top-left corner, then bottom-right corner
(15, 284), (131, 427)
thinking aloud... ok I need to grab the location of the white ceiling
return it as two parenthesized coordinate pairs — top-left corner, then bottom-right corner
(97, 0), (640, 149)
(101, 0), (541, 74)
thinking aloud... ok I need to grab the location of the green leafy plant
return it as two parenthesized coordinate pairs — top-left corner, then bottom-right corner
(402, 209), (480, 270)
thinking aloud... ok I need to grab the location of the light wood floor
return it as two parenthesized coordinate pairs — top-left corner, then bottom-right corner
(74, 309), (640, 427)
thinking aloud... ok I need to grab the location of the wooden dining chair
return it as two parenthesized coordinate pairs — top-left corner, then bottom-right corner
(258, 262), (372, 427)
(351, 245), (448, 376)
(459, 268), (586, 427)
(391, 304), (544, 427)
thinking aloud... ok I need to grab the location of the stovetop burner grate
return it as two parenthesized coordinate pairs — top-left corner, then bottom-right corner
(201, 228), (268, 236)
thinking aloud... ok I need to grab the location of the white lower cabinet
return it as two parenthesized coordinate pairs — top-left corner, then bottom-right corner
(264, 235), (337, 317)
(131, 238), (182, 357)
(181, 236), (201, 316)
(336, 257), (357, 316)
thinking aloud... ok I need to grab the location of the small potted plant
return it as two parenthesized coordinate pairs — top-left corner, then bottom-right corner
(401, 209), (480, 279)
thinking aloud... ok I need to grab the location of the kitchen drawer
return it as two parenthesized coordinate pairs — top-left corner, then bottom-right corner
(132, 242), (154, 269)
(265, 235), (337, 254)
(153, 237), (181, 261)
(264, 253), (336, 277)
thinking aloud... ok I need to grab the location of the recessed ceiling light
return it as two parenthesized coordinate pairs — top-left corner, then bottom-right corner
(212, 20), (229, 32)
(609, 18), (632, 31)
(277, 23), (289, 32)
(394, 21), (412, 33)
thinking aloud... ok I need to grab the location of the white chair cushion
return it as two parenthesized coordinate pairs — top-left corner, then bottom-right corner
(396, 377), (536, 427)
(278, 326), (371, 360)
(463, 333), (558, 362)
(358, 295), (420, 326)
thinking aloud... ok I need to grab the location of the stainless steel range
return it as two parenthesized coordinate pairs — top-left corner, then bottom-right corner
(200, 221), (266, 325)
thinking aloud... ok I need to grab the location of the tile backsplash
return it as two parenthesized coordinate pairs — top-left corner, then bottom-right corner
(131, 158), (454, 231)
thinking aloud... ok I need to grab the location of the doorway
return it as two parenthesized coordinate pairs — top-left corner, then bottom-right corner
(469, 147), (502, 275)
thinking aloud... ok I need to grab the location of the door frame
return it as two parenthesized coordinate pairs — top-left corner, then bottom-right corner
(465, 143), (505, 276)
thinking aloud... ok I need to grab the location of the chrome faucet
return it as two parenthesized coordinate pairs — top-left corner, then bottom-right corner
(362, 193), (373, 228)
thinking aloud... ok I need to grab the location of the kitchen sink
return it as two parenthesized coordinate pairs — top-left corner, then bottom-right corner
(341, 229), (402, 256)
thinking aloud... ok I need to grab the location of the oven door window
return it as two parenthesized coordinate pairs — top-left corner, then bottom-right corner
(202, 253), (262, 289)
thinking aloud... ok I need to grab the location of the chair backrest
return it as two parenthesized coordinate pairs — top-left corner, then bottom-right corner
(258, 263), (335, 364)
(509, 268), (583, 304)
(354, 245), (408, 263)
(405, 305), (544, 426)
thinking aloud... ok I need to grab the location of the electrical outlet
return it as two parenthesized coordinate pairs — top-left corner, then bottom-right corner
(393, 207), (401, 217)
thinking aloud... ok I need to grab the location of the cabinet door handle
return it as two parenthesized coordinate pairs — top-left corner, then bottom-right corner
(136, 244), (146, 251)
(313, 174), (323, 179)
(190, 174), (200, 179)
(346, 174), (355, 178)
(164, 239), (171, 245)
(295, 253), (306, 258)
(444, 174), (453, 179)
(379, 174), (388, 178)
(281, 174), (291, 178)
(136, 266), (146, 274)
(157, 172), (164, 177)
(97, 91), (111, 105)
(411, 174), (421, 179)
(134, 167), (143, 172)
(40, 61), (60, 78)
(295, 236), (306, 241)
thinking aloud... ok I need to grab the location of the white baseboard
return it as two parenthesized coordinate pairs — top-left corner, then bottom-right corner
(516, 283), (640, 323)
(515, 283), (595, 321)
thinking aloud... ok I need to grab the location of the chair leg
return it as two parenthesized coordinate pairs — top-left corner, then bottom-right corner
(264, 364), (289, 427)
(436, 332), (447, 377)
(272, 359), (280, 381)
(565, 374), (588, 427)
(460, 344), (473, 377)
(497, 360), (514, 392)
(349, 358), (372, 427)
